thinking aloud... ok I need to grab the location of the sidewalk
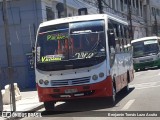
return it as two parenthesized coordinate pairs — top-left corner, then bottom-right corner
(3, 90), (43, 111)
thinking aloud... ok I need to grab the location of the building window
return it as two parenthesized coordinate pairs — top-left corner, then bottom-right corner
(120, 0), (123, 11)
(136, 0), (139, 15)
(152, 7), (156, 16)
(108, 0), (111, 6)
(140, 1), (142, 16)
(127, 0), (130, 5)
(68, 13), (72, 17)
(46, 7), (55, 20)
(136, 0), (139, 8)
(156, 9), (160, 16)
(112, 0), (115, 9)
(133, 0), (135, 8)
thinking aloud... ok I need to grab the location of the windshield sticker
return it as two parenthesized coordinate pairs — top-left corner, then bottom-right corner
(47, 33), (68, 41)
(144, 40), (157, 45)
(75, 52), (94, 59)
(72, 30), (92, 34)
(41, 55), (63, 62)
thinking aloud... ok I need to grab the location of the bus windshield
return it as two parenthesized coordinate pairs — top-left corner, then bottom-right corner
(36, 20), (106, 71)
(132, 39), (159, 58)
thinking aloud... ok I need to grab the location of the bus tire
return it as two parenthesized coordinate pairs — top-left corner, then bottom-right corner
(140, 68), (145, 71)
(44, 101), (55, 111)
(124, 72), (130, 93)
(110, 86), (116, 106)
(123, 84), (129, 93)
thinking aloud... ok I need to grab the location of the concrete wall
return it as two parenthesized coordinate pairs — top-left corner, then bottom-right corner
(0, 0), (42, 89)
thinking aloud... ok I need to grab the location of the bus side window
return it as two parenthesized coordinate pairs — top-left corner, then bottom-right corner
(108, 29), (116, 53)
(121, 25), (124, 38)
(116, 39), (120, 53)
(119, 38), (123, 52)
(124, 26), (127, 38)
(118, 25), (121, 38)
(107, 29), (116, 67)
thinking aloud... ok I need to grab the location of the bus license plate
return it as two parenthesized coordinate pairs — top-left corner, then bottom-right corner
(65, 89), (78, 94)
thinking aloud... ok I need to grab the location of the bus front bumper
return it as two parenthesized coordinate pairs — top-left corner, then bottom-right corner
(37, 76), (113, 102)
(134, 59), (160, 70)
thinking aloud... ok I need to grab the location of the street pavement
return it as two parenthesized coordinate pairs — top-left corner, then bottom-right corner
(1, 68), (160, 120)
(0, 90), (43, 120)
(3, 90), (43, 111)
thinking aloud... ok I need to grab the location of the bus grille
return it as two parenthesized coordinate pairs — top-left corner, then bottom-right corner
(50, 77), (91, 86)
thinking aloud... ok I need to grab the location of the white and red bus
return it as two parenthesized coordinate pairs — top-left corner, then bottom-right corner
(35, 14), (134, 111)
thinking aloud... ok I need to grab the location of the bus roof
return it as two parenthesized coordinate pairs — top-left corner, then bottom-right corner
(39, 14), (128, 28)
(131, 36), (160, 44)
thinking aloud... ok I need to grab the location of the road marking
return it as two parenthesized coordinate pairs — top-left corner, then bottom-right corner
(133, 85), (160, 90)
(158, 72), (160, 76)
(134, 73), (143, 77)
(121, 99), (135, 111)
(130, 81), (160, 89)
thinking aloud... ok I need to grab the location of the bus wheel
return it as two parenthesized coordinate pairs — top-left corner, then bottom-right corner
(44, 101), (55, 111)
(110, 87), (116, 106)
(140, 68), (145, 71)
(123, 84), (129, 93)
(124, 73), (130, 93)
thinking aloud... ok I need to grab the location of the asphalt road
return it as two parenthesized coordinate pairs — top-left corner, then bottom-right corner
(20, 68), (160, 120)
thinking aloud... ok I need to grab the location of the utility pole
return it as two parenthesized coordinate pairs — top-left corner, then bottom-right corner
(63, 0), (67, 17)
(2, 0), (16, 111)
(128, 0), (133, 40)
(97, 0), (103, 14)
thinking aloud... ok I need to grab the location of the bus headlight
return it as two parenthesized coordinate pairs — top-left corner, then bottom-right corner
(99, 72), (104, 78)
(92, 74), (98, 80)
(39, 79), (44, 84)
(44, 80), (49, 85)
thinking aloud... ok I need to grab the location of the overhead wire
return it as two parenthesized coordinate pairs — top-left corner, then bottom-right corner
(101, 0), (147, 27)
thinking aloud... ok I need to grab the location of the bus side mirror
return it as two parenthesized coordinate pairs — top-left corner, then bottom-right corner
(32, 47), (35, 57)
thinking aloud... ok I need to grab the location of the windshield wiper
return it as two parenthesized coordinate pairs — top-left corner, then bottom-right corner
(85, 34), (104, 58)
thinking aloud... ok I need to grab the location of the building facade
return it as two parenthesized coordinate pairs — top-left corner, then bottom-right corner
(147, 0), (160, 36)
(0, 0), (42, 89)
(81, 0), (147, 39)
(0, 0), (159, 89)
(0, 0), (97, 89)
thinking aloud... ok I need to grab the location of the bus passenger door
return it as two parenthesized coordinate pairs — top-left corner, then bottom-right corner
(108, 29), (121, 92)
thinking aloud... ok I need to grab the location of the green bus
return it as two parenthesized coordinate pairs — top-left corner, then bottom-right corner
(131, 36), (160, 71)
